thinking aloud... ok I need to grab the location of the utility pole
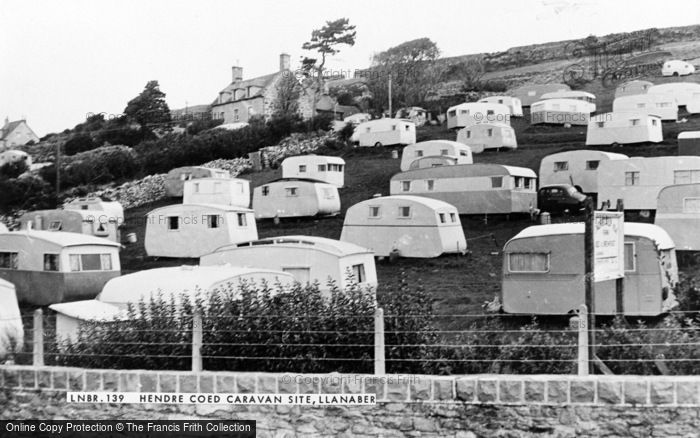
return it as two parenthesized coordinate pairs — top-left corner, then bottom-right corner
(615, 198), (625, 315)
(55, 141), (62, 208)
(388, 77), (392, 117)
(583, 196), (596, 374)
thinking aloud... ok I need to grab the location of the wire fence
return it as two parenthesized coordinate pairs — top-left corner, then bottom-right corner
(6, 305), (700, 376)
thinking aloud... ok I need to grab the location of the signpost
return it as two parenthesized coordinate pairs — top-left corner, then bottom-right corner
(584, 199), (624, 373)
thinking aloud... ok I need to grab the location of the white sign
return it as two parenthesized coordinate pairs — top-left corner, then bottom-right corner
(593, 211), (624, 282)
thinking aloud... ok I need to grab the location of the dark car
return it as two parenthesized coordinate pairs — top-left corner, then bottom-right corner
(537, 184), (587, 214)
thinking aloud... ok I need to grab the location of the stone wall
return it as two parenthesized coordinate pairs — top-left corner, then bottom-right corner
(2, 366), (700, 437)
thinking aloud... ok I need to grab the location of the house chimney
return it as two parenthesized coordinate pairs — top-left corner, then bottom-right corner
(232, 66), (243, 82)
(279, 53), (291, 71)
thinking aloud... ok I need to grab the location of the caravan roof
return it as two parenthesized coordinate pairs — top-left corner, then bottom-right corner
(216, 235), (372, 257)
(50, 299), (125, 321)
(148, 203), (253, 214)
(541, 90), (595, 100)
(679, 131), (700, 139)
(366, 195), (459, 211)
(391, 164), (536, 180)
(97, 265), (290, 304)
(283, 155), (345, 165)
(0, 230), (121, 248)
(508, 222), (674, 250)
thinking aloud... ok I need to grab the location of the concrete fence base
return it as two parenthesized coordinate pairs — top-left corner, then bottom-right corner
(2, 366), (700, 437)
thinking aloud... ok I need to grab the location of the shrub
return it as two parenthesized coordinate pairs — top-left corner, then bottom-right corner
(337, 121), (356, 142)
(0, 175), (55, 214)
(41, 145), (139, 187)
(63, 134), (97, 155)
(0, 161), (29, 179)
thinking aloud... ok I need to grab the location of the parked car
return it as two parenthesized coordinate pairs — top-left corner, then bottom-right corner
(537, 184), (586, 214)
(662, 60), (695, 77)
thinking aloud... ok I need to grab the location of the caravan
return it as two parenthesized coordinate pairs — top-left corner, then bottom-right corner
(478, 96), (523, 117)
(356, 119), (416, 147)
(400, 141), (473, 171)
(281, 155), (346, 187)
(165, 166), (231, 197)
(18, 209), (120, 243)
(539, 150), (628, 195)
(597, 156), (700, 211)
(390, 164), (537, 215)
(530, 99), (592, 125)
(201, 236), (377, 293)
(182, 178), (250, 208)
(510, 84), (571, 107)
(64, 197), (124, 226)
(540, 90), (596, 112)
(501, 223), (678, 316)
(456, 123), (517, 152)
(586, 112), (663, 146)
(648, 83), (700, 112)
(252, 179), (340, 219)
(340, 196), (466, 258)
(446, 103), (511, 130)
(144, 204), (258, 258)
(655, 183), (700, 251)
(613, 93), (678, 121)
(615, 80), (653, 98)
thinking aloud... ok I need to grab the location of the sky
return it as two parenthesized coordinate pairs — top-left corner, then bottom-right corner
(1, 0), (699, 136)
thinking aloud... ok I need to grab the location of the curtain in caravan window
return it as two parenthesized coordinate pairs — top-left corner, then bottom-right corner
(352, 264), (366, 283)
(624, 242), (636, 271)
(683, 197), (700, 213)
(69, 255), (81, 272)
(508, 253), (549, 272)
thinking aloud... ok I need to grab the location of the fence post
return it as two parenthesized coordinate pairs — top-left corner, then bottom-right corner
(577, 304), (589, 376)
(192, 311), (202, 372)
(374, 308), (385, 375)
(33, 309), (44, 367)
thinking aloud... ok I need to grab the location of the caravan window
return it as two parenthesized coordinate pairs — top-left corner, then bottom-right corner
(658, 102), (670, 108)
(508, 253), (549, 273)
(405, 125), (411, 131)
(329, 164), (343, 171)
(237, 213), (248, 227)
(465, 131), (471, 139)
(322, 188), (335, 199)
(440, 149), (448, 155)
(426, 180), (434, 191)
(193, 183), (200, 193)
(586, 160), (600, 170)
(525, 178), (535, 190)
(206, 215), (220, 228)
(624, 242), (636, 272)
(459, 150), (469, 156)
(318, 164), (326, 172)
(398, 206), (411, 218)
(213, 182), (222, 193)
(438, 213), (446, 223)
(625, 171), (640, 186)
(486, 129), (493, 137)
(597, 121), (605, 128)
(167, 216), (179, 230)
(683, 197), (700, 213)
(460, 110), (469, 115)
(448, 110), (456, 117)
(43, 254), (59, 272)
(262, 186), (270, 196)
(630, 119), (640, 126)
(491, 177), (503, 188)
(0, 252), (18, 270)
(391, 125), (397, 131)
(285, 187), (298, 197)
(298, 165), (307, 173)
(651, 119), (658, 126)
(401, 181), (411, 192)
(450, 213), (457, 222)
(369, 206), (380, 218)
(487, 110), (494, 116)
(673, 170), (700, 184)
(554, 161), (568, 172)
(48, 221), (62, 231)
(69, 254), (113, 272)
(352, 264), (366, 283)
(637, 103), (645, 109)
(514, 177), (524, 188)
(498, 99), (503, 104)
(416, 150), (423, 157)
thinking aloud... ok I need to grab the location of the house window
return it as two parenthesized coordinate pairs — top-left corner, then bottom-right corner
(285, 187), (298, 197)
(683, 197), (700, 213)
(554, 161), (569, 172)
(352, 264), (366, 283)
(625, 171), (640, 186)
(262, 186), (270, 196)
(318, 164), (327, 172)
(299, 165), (307, 173)
(440, 149), (448, 155)
(624, 242), (636, 272)
(426, 180), (434, 191)
(439, 213), (446, 223)
(369, 206), (380, 218)
(43, 254), (59, 272)
(673, 170), (700, 184)
(487, 129), (493, 137)
(167, 216), (179, 230)
(401, 181), (411, 192)
(597, 122), (605, 128)
(69, 253), (112, 272)
(450, 212), (457, 222)
(508, 253), (549, 272)
(630, 119), (640, 126)
(48, 221), (62, 231)
(416, 150), (423, 157)
(465, 131), (471, 139)
(491, 176), (503, 188)
(234, 109), (239, 122)
(206, 215), (220, 228)
(237, 213), (247, 227)
(586, 160), (600, 170)
(399, 206), (411, 218)
(0, 252), (18, 269)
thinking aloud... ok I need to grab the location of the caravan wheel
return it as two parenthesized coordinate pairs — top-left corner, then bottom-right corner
(374, 142), (383, 147)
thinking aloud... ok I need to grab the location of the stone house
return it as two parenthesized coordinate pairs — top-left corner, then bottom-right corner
(0, 118), (39, 150)
(211, 54), (315, 123)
